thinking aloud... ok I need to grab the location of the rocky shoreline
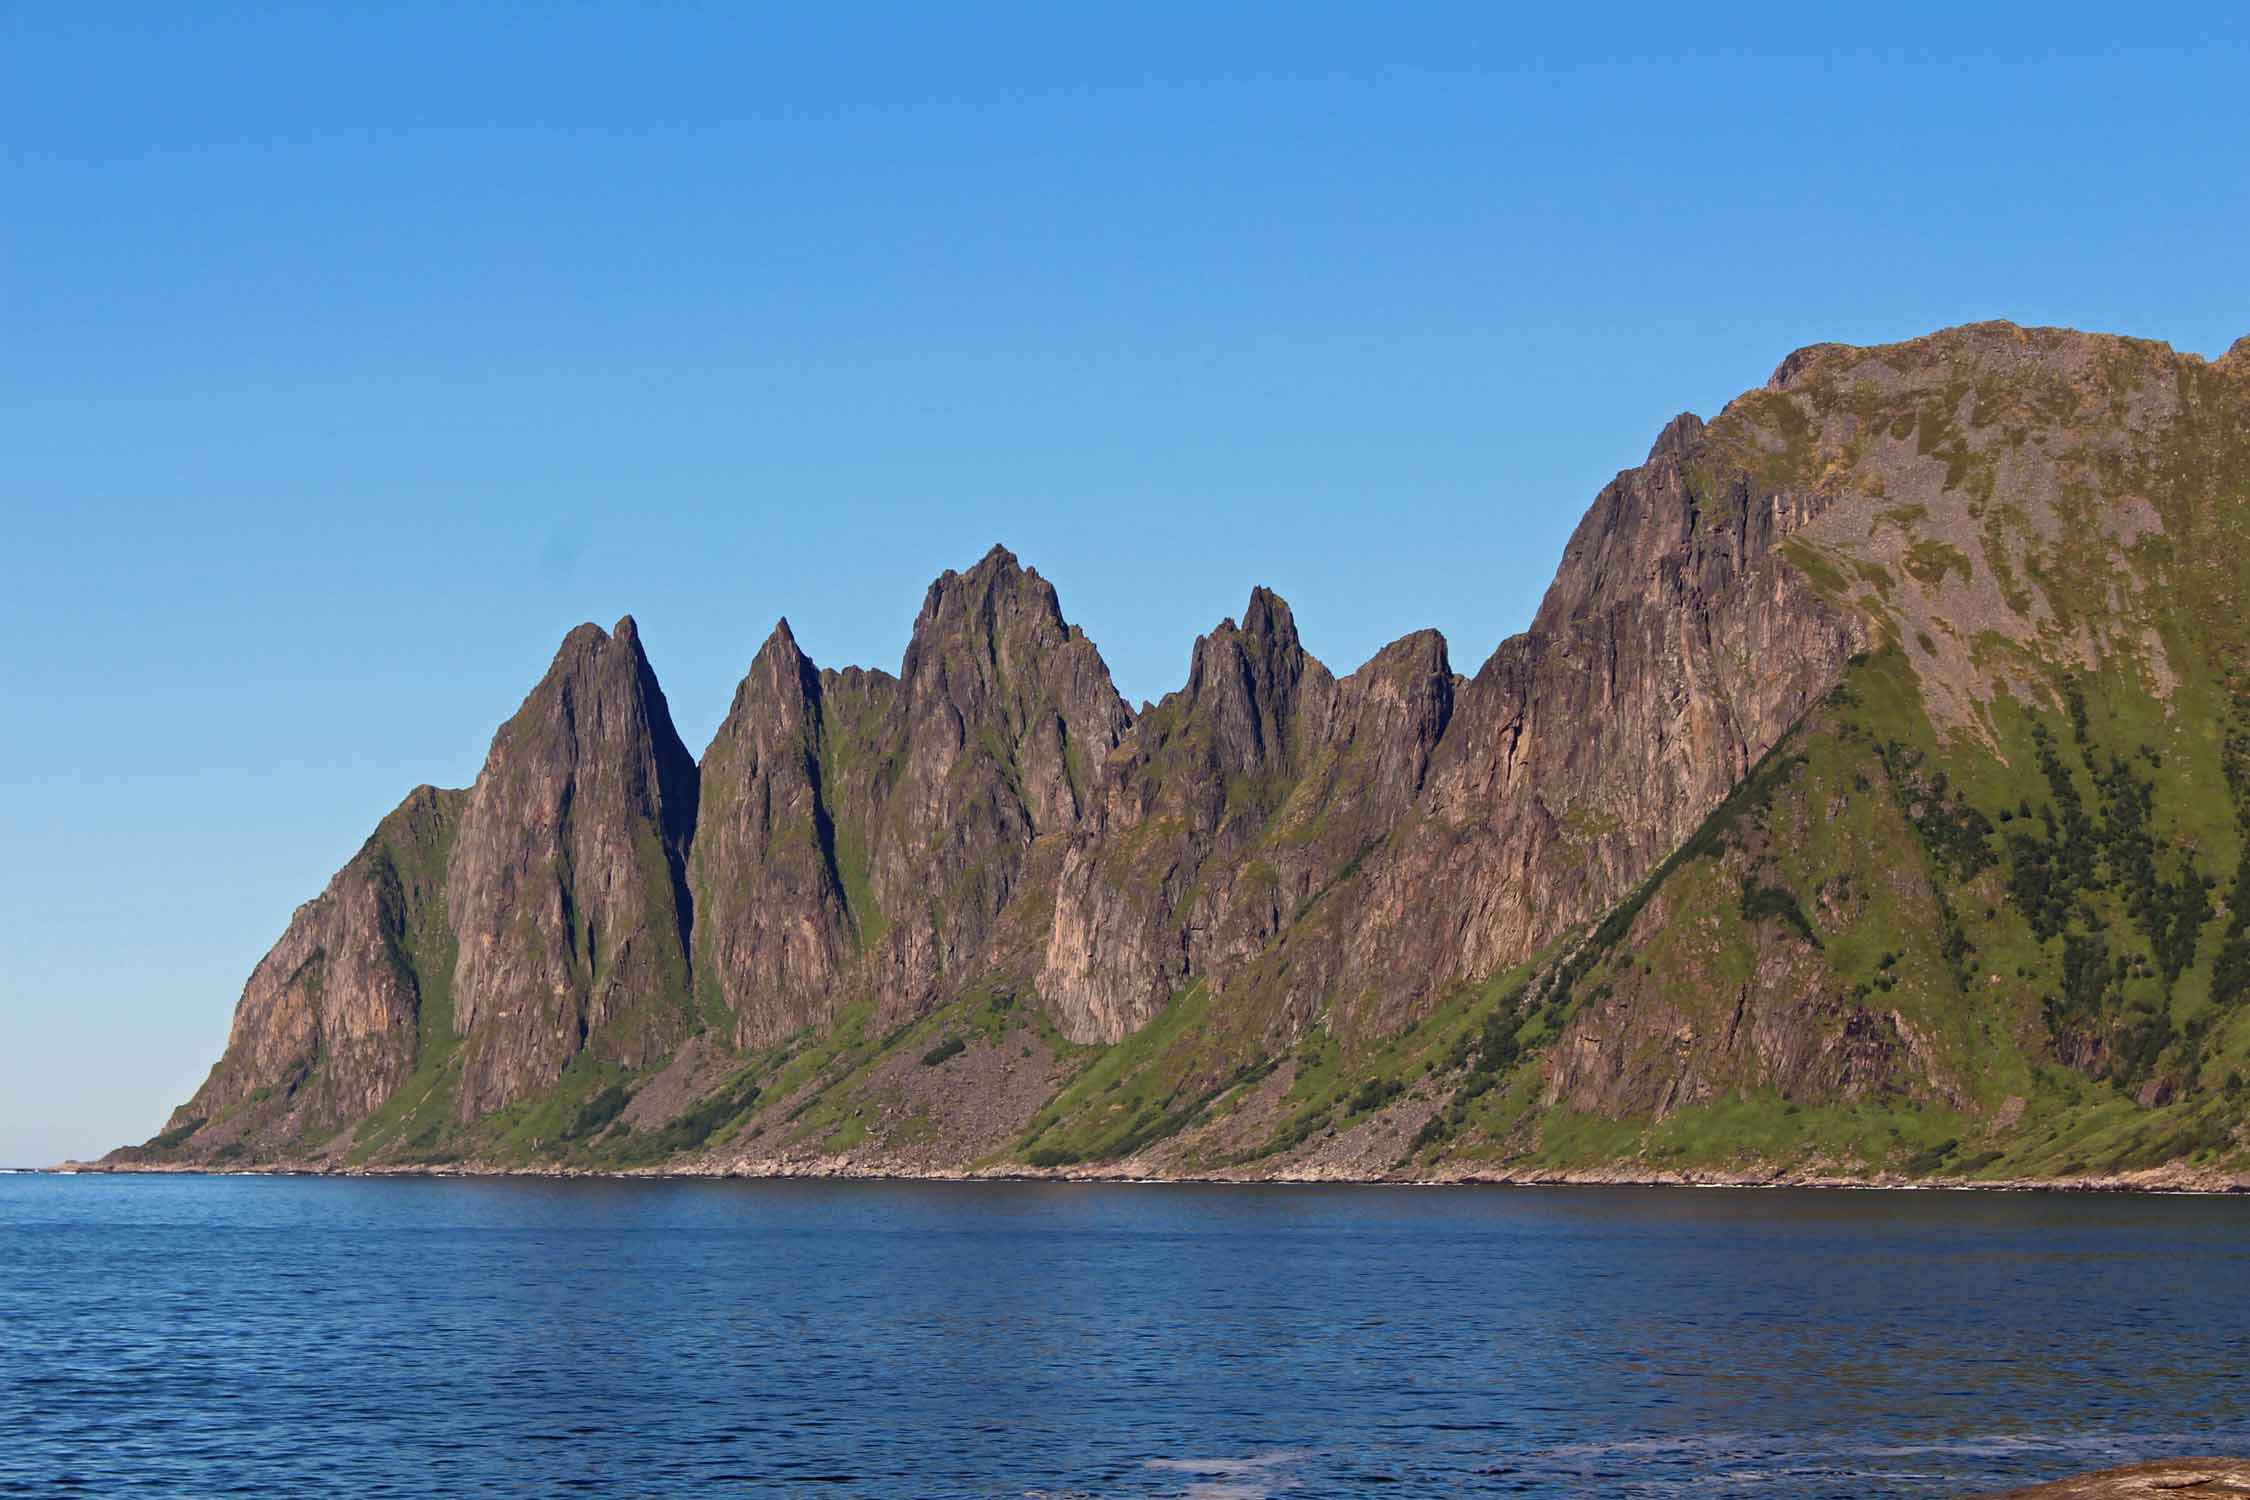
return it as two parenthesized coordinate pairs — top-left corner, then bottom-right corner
(58, 1153), (2250, 1194)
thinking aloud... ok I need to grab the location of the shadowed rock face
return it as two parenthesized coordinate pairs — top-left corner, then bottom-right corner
(140, 322), (2250, 1175)
(445, 616), (700, 1116)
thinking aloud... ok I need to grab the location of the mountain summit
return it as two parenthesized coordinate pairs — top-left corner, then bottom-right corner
(121, 323), (2250, 1187)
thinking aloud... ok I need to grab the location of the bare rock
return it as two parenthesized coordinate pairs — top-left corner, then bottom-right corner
(1970, 1458), (2250, 1498)
(446, 616), (700, 1115)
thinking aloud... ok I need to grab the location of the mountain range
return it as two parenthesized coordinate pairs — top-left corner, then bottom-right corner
(110, 321), (2250, 1187)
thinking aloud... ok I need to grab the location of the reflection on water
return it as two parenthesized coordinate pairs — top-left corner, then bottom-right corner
(1, 1176), (2244, 1497)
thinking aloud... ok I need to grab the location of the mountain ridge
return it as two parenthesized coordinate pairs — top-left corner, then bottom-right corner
(116, 320), (2250, 1187)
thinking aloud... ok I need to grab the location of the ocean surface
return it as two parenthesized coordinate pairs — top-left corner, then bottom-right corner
(1, 1175), (2244, 1497)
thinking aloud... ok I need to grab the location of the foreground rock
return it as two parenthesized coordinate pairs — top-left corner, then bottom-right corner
(1973, 1459), (2250, 1498)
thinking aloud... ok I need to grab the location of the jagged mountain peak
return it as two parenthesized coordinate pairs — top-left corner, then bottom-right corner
(1765, 340), (1858, 391)
(915, 538), (1059, 615)
(1167, 586), (1329, 792)
(753, 616), (808, 668)
(694, 613), (851, 1047)
(540, 614), (661, 689)
(1189, 593), (1316, 695)
(553, 619), (610, 654)
(709, 617), (823, 749)
(1239, 585), (1297, 642)
(443, 604), (701, 1117)
(899, 545), (1125, 730)
(1351, 625), (1450, 679)
(1644, 412), (1705, 463)
(696, 540), (1134, 1040)
(903, 545), (1078, 685)
(1198, 585), (1306, 660)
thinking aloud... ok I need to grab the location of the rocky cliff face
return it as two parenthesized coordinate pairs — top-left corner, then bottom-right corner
(1518, 324), (2250, 1151)
(151, 784), (461, 1152)
(1041, 594), (1462, 1042)
(128, 322), (2250, 1186)
(689, 619), (854, 1043)
(1038, 401), (1862, 1047)
(445, 616), (701, 1116)
(848, 549), (1134, 1017)
(1320, 405), (1863, 1028)
(690, 548), (1133, 1043)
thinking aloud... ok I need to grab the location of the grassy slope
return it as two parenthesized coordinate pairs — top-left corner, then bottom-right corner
(1474, 647), (2249, 1181)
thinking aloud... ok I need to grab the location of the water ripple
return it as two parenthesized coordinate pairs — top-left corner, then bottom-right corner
(2, 1176), (2245, 1497)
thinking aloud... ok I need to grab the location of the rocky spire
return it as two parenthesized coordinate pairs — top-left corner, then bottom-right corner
(817, 545), (1131, 1014)
(445, 616), (700, 1115)
(1180, 586), (1318, 776)
(690, 618), (854, 1044)
(1040, 587), (1352, 1041)
(683, 547), (1136, 1035)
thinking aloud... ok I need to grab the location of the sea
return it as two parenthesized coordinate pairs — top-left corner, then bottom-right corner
(1, 1174), (2244, 1497)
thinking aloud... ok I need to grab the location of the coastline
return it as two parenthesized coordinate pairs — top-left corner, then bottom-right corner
(56, 1155), (2250, 1194)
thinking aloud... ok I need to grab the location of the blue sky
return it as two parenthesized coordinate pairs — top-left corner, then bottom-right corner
(3, 3), (2245, 1164)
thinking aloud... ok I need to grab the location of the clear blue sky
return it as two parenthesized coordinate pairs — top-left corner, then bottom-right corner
(4, 3), (2244, 1165)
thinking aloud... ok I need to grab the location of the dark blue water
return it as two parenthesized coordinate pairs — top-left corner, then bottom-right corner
(2, 1176), (2244, 1497)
